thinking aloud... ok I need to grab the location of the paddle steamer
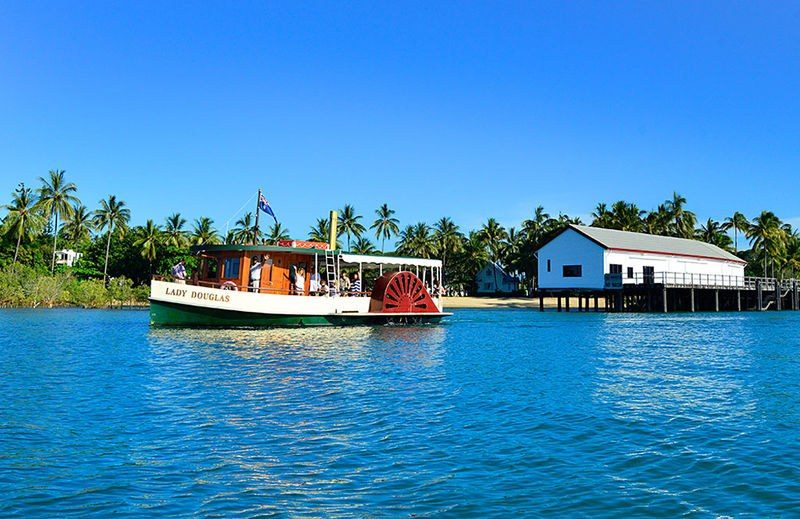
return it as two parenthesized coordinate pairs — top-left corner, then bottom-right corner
(149, 212), (450, 327)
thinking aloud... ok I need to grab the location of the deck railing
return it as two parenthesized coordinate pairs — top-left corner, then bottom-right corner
(152, 275), (373, 297)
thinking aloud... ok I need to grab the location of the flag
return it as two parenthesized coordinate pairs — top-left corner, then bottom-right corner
(258, 193), (277, 222)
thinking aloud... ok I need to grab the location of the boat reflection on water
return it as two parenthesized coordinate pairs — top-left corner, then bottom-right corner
(147, 324), (448, 366)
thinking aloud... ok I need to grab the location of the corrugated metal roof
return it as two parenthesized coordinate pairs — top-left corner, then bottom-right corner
(570, 225), (746, 264)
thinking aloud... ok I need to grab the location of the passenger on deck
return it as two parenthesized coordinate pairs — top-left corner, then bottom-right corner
(350, 272), (362, 295)
(172, 260), (187, 284)
(249, 256), (262, 292)
(295, 267), (306, 295)
(340, 273), (351, 293)
(309, 267), (321, 295)
(319, 279), (330, 296)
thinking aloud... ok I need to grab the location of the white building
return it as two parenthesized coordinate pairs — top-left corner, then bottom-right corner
(55, 249), (82, 267)
(537, 225), (746, 290)
(476, 261), (520, 294)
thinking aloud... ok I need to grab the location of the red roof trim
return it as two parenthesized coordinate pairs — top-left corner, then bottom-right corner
(608, 247), (747, 264)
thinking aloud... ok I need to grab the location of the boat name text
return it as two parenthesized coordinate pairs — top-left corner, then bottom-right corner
(165, 286), (231, 303)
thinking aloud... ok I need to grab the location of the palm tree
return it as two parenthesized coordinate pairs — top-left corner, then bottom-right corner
(591, 203), (613, 228)
(395, 223), (435, 258)
(697, 218), (733, 250)
(371, 203), (400, 253)
(93, 195), (131, 280)
(666, 192), (696, 239)
(644, 204), (672, 235)
(351, 236), (377, 255)
(36, 170), (79, 272)
(339, 204), (365, 251)
(164, 213), (188, 248)
(308, 218), (331, 244)
(1, 183), (45, 269)
(433, 217), (462, 280)
(265, 222), (290, 244)
(478, 218), (509, 292)
(190, 217), (220, 246)
(134, 219), (162, 271)
(610, 201), (645, 232)
(747, 211), (785, 277)
(231, 212), (261, 244)
(61, 204), (95, 245)
(396, 225), (416, 255)
(722, 212), (750, 253)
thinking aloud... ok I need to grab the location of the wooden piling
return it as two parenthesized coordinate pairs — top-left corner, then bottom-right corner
(565, 295), (570, 312)
(714, 290), (720, 312)
(662, 288), (668, 313)
(539, 294), (544, 312)
(557, 295), (562, 312)
(737, 290), (742, 312)
(776, 283), (782, 311)
(594, 296), (599, 312)
(757, 280), (763, 311)
(690, 288), (695, 312)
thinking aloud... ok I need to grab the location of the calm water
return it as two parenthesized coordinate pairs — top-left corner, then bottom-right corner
(2, 308), (800, 516)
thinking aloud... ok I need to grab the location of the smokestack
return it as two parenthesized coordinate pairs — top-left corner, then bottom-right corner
(329, 210), (338, 250)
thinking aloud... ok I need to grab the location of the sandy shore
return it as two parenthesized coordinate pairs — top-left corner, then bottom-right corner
(443, 296), (608, 310)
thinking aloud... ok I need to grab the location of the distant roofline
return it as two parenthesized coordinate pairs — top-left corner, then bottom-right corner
(555, 225), (747, 265)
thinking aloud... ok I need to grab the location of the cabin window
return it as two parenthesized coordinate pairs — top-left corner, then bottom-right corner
(627, 267), (634, 279)
(207, 259), (218, 278)
(223, 257), (241, 279)
(563, 265), (582, 277)
(610, 264), (622, 274)
(547, 259), (551, 272)
(265, 258), (273, 281)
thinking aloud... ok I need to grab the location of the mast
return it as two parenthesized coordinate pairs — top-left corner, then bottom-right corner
(253, 188), (261, 245)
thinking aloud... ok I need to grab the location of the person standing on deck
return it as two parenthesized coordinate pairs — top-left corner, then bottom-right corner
(172, 260), (187, 284)
(350, 272), (362, 295)
(295, 267), (306, 295)
(249, 256), (262, 293)
(309, 267), (321, 295)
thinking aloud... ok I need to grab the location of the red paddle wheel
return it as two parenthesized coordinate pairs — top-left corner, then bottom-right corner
(369, 271), (440, 314)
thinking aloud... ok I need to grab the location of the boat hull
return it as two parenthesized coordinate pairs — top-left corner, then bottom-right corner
(150, 299), (446, 328)
(148, 279), (448, 328)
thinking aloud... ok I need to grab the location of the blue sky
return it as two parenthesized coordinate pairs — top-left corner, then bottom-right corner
(2, 1), (800, 238)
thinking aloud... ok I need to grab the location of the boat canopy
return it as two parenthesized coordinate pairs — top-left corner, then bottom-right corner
(339, 253), (442, 269)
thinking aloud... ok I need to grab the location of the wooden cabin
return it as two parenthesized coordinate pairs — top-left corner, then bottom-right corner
(191, 244), (329, 295)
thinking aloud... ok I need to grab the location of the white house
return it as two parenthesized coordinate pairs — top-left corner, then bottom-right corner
(55, 249), (82, 267)
(537, 225), (746, 290)
(476, 261), (520, 294)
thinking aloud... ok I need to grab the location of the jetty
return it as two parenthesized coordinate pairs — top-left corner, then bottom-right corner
(537, 273), (800, 312)
(535, 224), (797, 313)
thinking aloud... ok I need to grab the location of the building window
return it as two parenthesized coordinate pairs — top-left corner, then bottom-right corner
(563, 265), (582, 277)
(627, 267), (634, 279)
(610, 264), (622, 274)
(484, 282), (492, 289)
(223, 257), (240, 279)
(547, 259), (551, 272)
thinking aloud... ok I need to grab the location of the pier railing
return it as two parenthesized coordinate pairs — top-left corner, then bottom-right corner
(604, 272), (793, 290)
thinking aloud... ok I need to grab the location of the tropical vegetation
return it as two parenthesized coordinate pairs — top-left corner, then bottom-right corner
(3, 171), (800, 306)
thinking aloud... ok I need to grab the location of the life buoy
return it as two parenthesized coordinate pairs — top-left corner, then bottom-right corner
(221, 281), (238, 291)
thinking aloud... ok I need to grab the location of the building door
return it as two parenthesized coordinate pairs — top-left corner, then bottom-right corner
(643, 266), (655, 285)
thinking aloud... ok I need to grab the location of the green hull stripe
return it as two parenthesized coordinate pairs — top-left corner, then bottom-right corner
(149, 300), (444, 328)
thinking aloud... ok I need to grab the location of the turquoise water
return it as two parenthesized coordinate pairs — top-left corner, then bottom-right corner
(2, 309), (800, 516)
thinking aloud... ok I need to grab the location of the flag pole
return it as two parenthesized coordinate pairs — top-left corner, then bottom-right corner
(253, 188), (261, 245)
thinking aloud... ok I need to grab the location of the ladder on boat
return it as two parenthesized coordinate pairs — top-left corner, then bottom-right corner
(324, 249), (339, 293)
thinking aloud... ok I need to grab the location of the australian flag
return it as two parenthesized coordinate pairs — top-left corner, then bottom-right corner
(258, 193), (278, 223)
